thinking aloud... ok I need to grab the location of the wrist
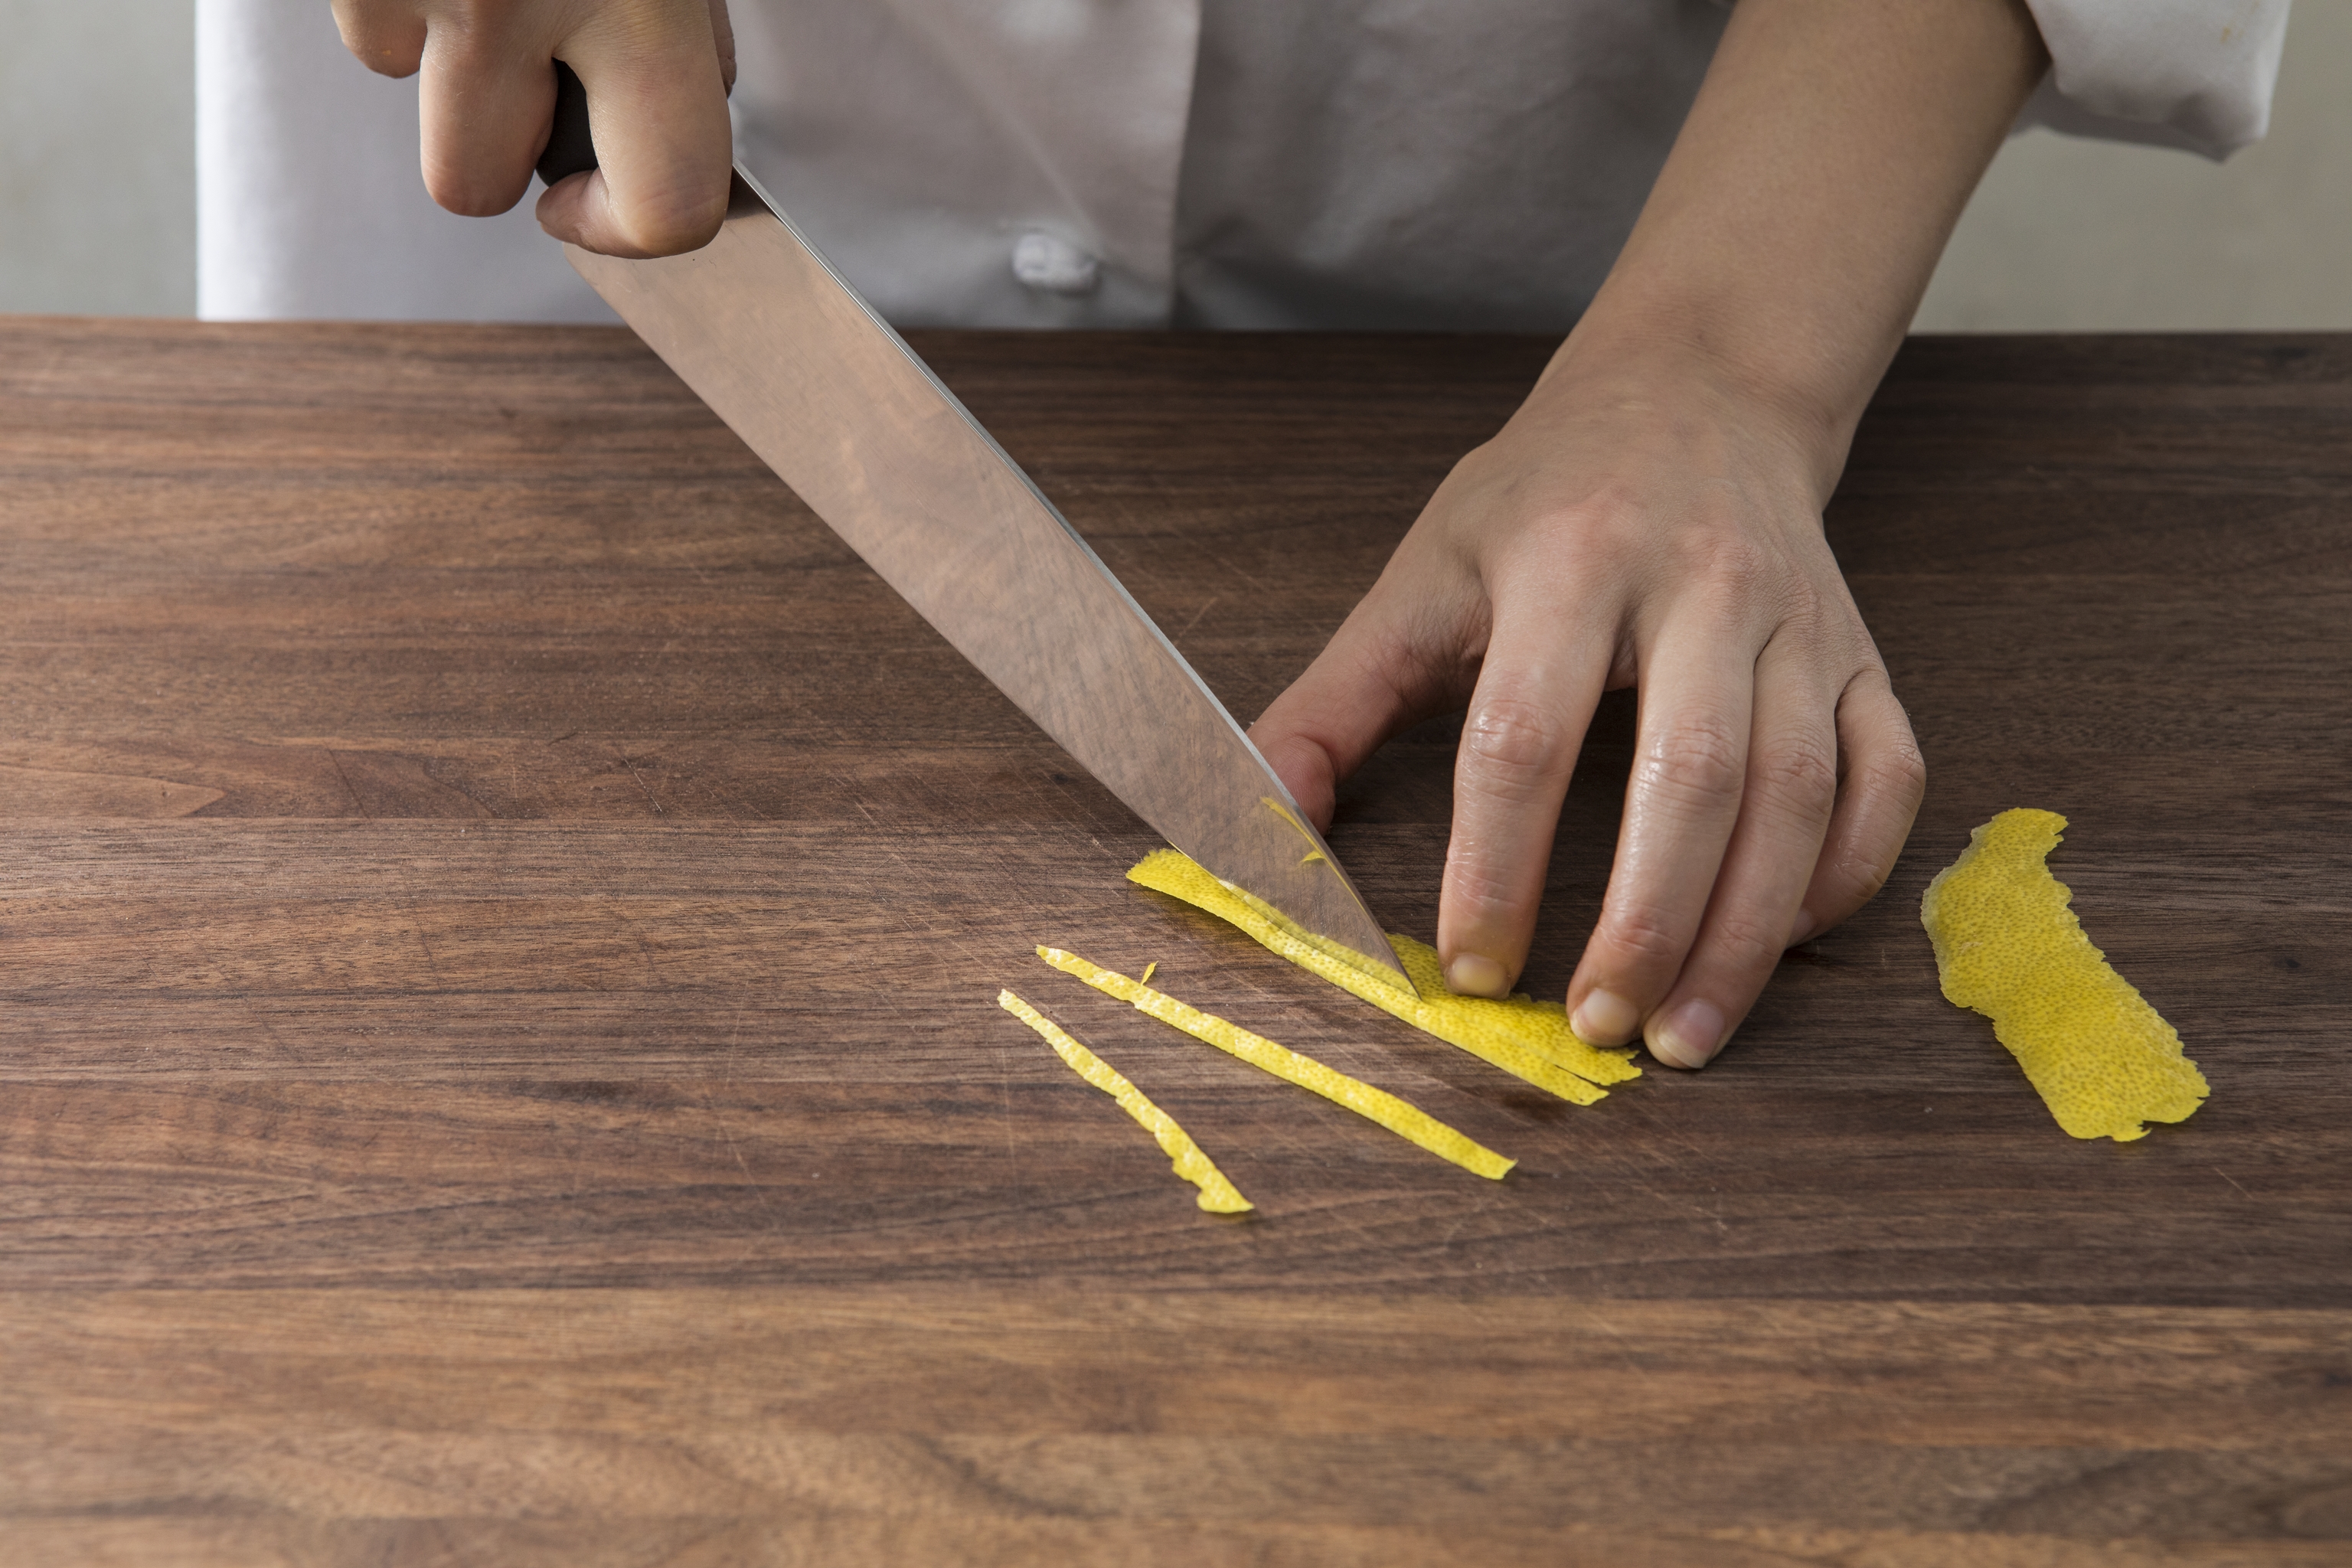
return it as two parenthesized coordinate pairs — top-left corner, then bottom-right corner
(1532, 0), (2051, 501)
(1534, 300), (1870, 505)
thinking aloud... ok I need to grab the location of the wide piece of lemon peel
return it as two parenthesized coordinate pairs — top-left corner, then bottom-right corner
(1920, 808), (2209, 1142)
(998, 990), (1253, 1213)
(1127, 849), (1638, 1104)
(1037, 946), (1515, 1181)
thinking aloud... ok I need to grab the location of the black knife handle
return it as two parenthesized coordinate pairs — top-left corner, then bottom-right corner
(537, 61), (597, 185)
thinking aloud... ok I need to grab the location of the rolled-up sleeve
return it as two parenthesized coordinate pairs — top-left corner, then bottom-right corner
(2021, 0), (2291, 158)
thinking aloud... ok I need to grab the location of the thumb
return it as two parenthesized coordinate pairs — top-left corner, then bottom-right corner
(535, 17), (735, 258)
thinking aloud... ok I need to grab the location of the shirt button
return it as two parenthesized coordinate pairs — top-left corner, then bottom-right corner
(1011, 231), (1100, 296)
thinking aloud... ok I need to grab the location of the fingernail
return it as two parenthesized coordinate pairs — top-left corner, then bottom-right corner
(1445, 952), (1511, 998)
(1787, 909), (1816, 945)
(1651, 999), (1727, 1070)
(1571, 988), (1642, 1046)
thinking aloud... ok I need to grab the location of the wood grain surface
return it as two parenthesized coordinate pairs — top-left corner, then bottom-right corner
(2, 318), (2347, 1566)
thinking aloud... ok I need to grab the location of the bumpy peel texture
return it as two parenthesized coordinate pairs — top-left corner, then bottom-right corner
(1126, 849), (1638, 1102)
(1920, 808), (2208, 1142)
(998, 989), (1253, 1212)
(1037, 946), (1515, 1180)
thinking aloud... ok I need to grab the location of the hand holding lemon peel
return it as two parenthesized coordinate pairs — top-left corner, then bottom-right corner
(1922, 808), (2209, 1142)
(1037, 946), (1516, 1181)
(998, 989), (1253, 1214)
(1127, 849), (1640, 1102)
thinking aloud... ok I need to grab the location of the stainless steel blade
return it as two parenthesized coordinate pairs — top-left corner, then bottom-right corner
(564, 168), (1414, 994)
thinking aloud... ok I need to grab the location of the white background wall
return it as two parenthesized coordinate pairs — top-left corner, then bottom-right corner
(0, 0), (197, 315)
(1914, 0), (2352, 331)
(1, 0), (2346, 328)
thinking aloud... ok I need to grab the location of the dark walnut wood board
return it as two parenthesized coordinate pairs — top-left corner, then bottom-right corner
(2, 318), (2347, 1566)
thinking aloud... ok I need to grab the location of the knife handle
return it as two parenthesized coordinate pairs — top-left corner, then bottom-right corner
(537, 61), (598, 185)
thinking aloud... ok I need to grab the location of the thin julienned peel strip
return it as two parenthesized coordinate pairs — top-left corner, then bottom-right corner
(1920, 808), (2209, 1142)
(1037, 946), (1514, 1181)
(998, 989), (1253, 1213)
(1127, 849), (1638, 1102)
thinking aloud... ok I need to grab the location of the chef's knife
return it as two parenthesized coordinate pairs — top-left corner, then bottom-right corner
(537, 66), (1414, 994)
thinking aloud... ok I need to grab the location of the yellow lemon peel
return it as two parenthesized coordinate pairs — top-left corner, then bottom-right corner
(1037, 946), (1514, 1181)
(1920, 808), (2209, 1142)
(998, 990), (1253, 1213)
(1260, 795), (1320, 848)
(1127, 849), (1639, 1104)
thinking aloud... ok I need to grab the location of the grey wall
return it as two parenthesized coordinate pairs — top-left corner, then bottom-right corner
(0, 0), (195, 315)
(0, 1), (2346, 328)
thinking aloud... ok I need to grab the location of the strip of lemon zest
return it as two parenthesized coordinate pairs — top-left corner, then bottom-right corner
(1128, 849), (1638, 1104)
(1259, 795), (1318, 846)
(1300, 851), (1327, 865)
(998, 990), (1253, 1212)
(1037, 946), (1514, 1181)
(1139, 962), (1158, 985)
(1921, 808), (2209, 1142)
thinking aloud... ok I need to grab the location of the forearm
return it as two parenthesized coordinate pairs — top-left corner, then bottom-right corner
(1554, 0), (2048, 493)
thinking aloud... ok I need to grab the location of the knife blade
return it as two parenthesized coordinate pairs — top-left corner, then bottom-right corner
(538, 68), (1413, 994)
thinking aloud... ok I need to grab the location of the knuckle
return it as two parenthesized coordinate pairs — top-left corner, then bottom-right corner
(1459, 695), (1571, 804)
(1674, 527), (1771, 598)
(1839, 676), (1926, 809)
(1555, 482), (1641, 533)
(1753, 734), (1838, 818)
(418, 6), (511, 73)
(434, 1), (507, 38)
(1537, 488), (1645, 564)
(1595, 897), (1688, 972)
(1704, 907), (1790, 972)
(1873, 739), (1929, 811)
(1826, 830), (1903, 905)
(1442, 851), (1524, 916)
(1815, 751), (1925, 910)
(1838, 853), (1895, 903)
(1771, 595), (1834, 652)
(1636, 718), (1745, 818)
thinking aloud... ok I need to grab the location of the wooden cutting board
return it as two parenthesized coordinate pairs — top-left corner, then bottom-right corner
(3, 319), (2347, 1565)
